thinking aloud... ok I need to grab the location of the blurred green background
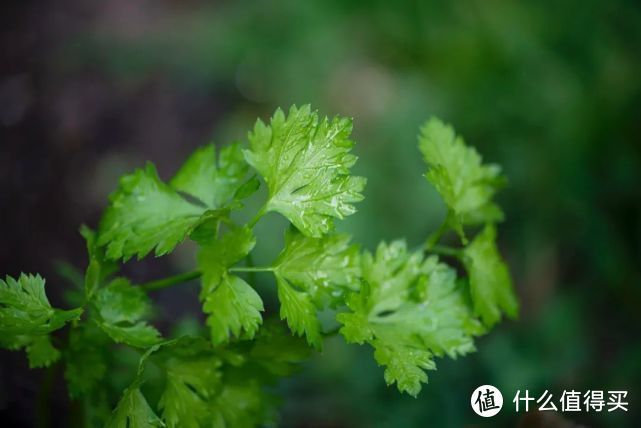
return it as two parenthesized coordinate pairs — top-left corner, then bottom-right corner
(1, 0), (640, 427)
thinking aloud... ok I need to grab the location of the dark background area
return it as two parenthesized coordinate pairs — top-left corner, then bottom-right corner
(1, 0), (640, 427)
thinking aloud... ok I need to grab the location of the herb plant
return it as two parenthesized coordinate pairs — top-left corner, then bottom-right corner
(0, 105), (517, 427)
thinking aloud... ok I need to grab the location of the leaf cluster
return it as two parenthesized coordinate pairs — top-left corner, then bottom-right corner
(1, 105), (517, 426)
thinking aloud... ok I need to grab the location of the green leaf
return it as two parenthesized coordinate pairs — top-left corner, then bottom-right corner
(197, 226), (264, 344)
(64, 323), (109, 398)
(419, 118), (505, 240)
(0, 273), (72, 369)
(98, 163), (206, 261)
(209, 378), (276, 428)
(413, 259), (486, 355)
(170, 143), (252, 209)
(106, 340), (171, 428)
(276, 276), (322, 349)
(244, 105), (366, 237)
(94, 278), (152, 323)
(249, 320), (313, 376)
(25, 335), (61, 368)
(0, 273), (82, 336)
(334, 299), (372, 344)
(158, 346), (222, 428)
(197, 226), (256, 295)
(463, 224), (518, 326)
(269, 228), (361, 349)
(0, 334), (62, 369)
(106, 333), (283, 428)
(233, 175), (261, 200)
(273, 228), (361, 307)
(80, 225), (117, 299)
(98, 144), (254, 261)
(337, 242), (481, 396)
(93, 278), (161, 348)
(373, 342), (435, 397)
(203, 275), (264, 345)
(106, 385), (164, 428)
(115, 335), (277, 428)
(98, 322), (162, 348)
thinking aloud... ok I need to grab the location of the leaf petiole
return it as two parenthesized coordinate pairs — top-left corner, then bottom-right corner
(248, 204), (268, 228)
(228, 266), (273, 273)
(424, 218), (449, 250)
(140, 270), (202, 292)
(425, 244), (463, 258)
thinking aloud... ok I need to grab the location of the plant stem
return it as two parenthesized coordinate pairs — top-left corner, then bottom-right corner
(140, 270), (202, 292)
(248, 204), (268, 228)
(35, 363), (56, 428)
(424, 218), (449, 250)
(246, 253), (257, 284)
(228, 266), (273, 273)
(426, 244), (463, 258)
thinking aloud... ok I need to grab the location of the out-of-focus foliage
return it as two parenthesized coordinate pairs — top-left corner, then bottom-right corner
(419, 118), (505, 240)
(1, 0), (640, 426)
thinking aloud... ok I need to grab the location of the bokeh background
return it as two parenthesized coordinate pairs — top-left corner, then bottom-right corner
(1, 0), (640, 427)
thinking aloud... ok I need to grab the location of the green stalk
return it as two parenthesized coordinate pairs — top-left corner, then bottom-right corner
(246, 253), (257, 284)
(424, 218), (449, 250)
(140, 270), (202, 292)
(426, 244), (463, 258)
(248, 204), (268, 228)
(228, 266), (273, 273)
(35, 363), (56, 428)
